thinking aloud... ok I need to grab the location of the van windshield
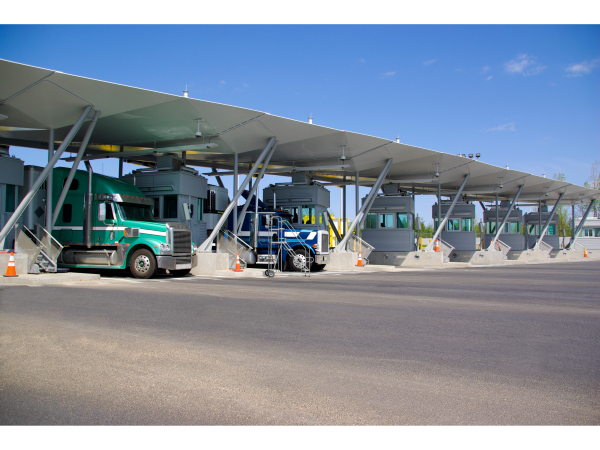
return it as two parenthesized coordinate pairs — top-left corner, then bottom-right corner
(117, 203), (155, 222)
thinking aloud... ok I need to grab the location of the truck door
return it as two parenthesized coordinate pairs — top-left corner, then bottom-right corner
(94, 201), (119, 246)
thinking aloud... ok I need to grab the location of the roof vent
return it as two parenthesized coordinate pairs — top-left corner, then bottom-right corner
(183, 85), (189, 98)
(396, 135), (400, 144)
(308, 114), (313, 124)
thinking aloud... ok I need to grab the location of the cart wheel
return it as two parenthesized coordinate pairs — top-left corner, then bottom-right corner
(265, 269), (275, 277)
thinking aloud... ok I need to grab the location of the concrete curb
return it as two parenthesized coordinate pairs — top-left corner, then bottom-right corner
(0, 272), (101, 286)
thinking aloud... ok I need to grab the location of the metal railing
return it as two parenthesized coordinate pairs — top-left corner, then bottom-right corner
(15, 224), (43, 272)
(492, 239), (511, 259)
(35, 224), (64, 263)
(346, 233), (375, 262)
(439, 239), (455, 263)
(217, 230), (252, 269)
(536, 240), (553, 256)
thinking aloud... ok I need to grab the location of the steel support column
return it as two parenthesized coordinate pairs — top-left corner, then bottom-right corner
(0, 105), (93, 248)
(534, 192), (565, 250)
(489, 185), (523, 250)
(198, 137), (276, 252)
(571, 204), (575, 245)
(566, 198), (597, 250)
(118, 145), (124, 179)
(334, 159), (392, 252)
(342, 175), (347, 236)
(355, 171), (359, 234)
(237, 141), (278, 234)
(233, 153), (239, 235)
(426, 174), (471, 251)
(52, 110), (101, 227)
(46, 129), (54, 232)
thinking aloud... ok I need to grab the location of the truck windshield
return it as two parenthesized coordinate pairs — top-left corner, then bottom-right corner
(116, 203), (155, 222)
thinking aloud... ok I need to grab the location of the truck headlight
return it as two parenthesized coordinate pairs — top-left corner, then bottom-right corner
(160, 244), (171, 252)
(192, 244), (197, 255)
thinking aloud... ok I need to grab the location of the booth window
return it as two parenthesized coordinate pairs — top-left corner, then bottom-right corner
(510, 222), (519, 234)
(447, 219), (460, 231)
(153, 198), (160, 218)
(62, 204), (72, 223)
(547, 224), (556, 235)
(163, 195), (177, 219)
(462, 218), (473, 232)
(197, 198), (202, 220)
(365, 213), (377, 229)
(282, 206), (299, 223)
(486, 222), (496, 234)
(301, 205), (315, 224)
(396, 213), (412, 229)
(379, 213), (393, 228)
(528, 224), (539, 235)
(5, 184), (15, 212)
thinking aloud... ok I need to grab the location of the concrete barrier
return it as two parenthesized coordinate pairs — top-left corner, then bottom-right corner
(446, 250), (505, 265)
(191, 252), (230, 275)
(506, 250), (551, 262)
(326, 252), (357, 271)
(0, 252), (29, 275)
(394, 251), (444, 267)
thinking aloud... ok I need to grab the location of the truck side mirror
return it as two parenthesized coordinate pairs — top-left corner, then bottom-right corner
(98, 203), (106, 221)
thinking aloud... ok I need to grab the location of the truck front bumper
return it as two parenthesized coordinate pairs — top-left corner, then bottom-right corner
(315, 254), (330, 264)
(156, 255), (195, 271)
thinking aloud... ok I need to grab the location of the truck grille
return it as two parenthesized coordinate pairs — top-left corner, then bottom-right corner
(171, 228), (192, 254)
(321, 232), (329, 253)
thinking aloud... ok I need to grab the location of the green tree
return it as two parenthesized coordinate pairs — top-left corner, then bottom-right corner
(576, 161), (600, 219)
(552, 173), (572, 237)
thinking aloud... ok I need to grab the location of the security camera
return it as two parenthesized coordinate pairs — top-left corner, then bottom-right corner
(435, 171), (440, 177)
(195, 118), (205, 138)
(468, 153), (473, 159)
(476, 153), (481, 159)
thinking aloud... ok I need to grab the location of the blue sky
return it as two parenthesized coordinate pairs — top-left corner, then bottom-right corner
(1, 25), (598, 223)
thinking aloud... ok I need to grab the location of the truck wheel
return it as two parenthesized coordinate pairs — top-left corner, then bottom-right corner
(171, 269), (191, 277)
(129, 248), (157, 279)
(312, 264), (325, 272)
(288, 249), (309, 272)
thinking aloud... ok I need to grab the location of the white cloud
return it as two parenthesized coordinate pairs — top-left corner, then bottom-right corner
(243, 82), (250, 88)
(481, 66), (491, 74)
(503, 54), (546, 76)
(423, 59), (436, 66)
(381, 71), (396, 79)
(486, 121), (516, 132)
(359, 58), (366, 64)
(486, 75), (493, 81)
(564, 58), (600, 77)
(219, 80), (226, 84)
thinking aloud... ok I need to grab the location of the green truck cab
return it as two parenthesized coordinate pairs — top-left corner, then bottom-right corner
(51, 167), (196, 278)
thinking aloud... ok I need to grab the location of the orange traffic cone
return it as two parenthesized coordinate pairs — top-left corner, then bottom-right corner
(233, 252), (244, 272)
(3, 252), (18, 277)
(584, 247), (588, 258)
(434, 239), (440, 252)
(356, 251), (363, 267)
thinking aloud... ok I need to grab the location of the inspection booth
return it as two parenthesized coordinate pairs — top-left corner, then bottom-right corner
(483, 201), (525, 251)
(122, 156), (208, 247)
(431, 201), (476, 251)
(262, 177), (330, 232)
(523, 206), (559, 250)
(0, 147), (24, 250)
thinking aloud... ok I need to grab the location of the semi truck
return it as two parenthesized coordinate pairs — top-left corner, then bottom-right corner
(25, 166), (196, 279)
(231, 205), (330, 272)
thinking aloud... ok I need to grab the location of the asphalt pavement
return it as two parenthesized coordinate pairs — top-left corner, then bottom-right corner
(1, 261), (598, 425)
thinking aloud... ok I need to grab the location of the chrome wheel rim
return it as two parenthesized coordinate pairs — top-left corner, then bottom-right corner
(135, 255), (151, 273)
(293, 254), (306, 268)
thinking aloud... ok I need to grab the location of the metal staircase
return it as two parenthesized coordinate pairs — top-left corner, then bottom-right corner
(15, 223), (63, 273)
(265, 216), (312, 277)
(217, 230), (253, 269)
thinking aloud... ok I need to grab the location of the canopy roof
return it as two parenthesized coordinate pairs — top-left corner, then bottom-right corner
(1, 58), (598, 206)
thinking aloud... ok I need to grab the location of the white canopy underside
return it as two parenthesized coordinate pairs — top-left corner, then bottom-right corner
(1, 58), (598, 205)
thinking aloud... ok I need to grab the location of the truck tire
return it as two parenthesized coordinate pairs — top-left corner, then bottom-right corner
(288, 248), (309, 272)
(312, 264), (326, 272)
(171, 269), (191, 277)
(129, 248), (157, 279)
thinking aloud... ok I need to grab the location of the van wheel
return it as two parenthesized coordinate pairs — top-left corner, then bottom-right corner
(129, 248), (157, 279)
(171, 269), (191, 277)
